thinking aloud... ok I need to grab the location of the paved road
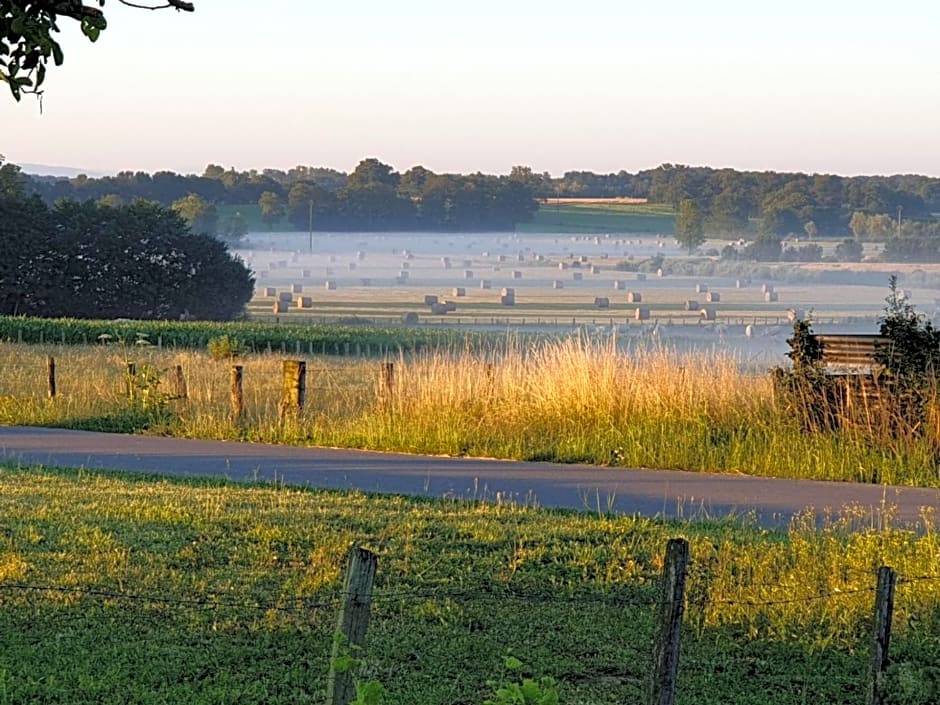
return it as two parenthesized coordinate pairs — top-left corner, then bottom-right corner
(1, 425), (938, 529)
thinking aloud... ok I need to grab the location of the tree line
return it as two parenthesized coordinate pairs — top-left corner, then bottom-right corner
(0, 158), (253, 320)
(24, 160), (940, 240)
(25, 159), (541, 234)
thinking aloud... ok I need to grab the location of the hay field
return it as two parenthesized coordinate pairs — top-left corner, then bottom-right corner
(240, 232), (933, 342)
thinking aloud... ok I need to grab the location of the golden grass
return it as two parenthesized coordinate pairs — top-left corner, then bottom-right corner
(4, 337), (940, 485)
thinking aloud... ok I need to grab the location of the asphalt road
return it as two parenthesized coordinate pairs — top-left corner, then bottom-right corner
(1, 425), (938, 530)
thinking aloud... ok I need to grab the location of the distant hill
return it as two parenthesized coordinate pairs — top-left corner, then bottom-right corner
(19, 163), (109, 179)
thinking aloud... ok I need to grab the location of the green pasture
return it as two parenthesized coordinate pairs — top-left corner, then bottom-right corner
(518, 202), (676, 234)
(0, 462), (938, 704)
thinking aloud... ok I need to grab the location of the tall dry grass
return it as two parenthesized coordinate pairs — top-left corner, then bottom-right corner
(2, 338), (940, 485)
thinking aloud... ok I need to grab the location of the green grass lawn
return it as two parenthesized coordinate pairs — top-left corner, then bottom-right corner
(1, 462), (939, 704)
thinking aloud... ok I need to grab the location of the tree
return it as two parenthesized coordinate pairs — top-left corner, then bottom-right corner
(346, 158), (399, 190)
(708, 188), (750, 234)
(286, 181), (330, 230)
(1, 1), (195, 100)
(257, 191), (284, 229)
(219, 211), (247, 246)
(171, 193), (217, 237)
(0, 154), (25, 199)
(743, 236), (782, 262)
(0, 198), (252, 319)
(674, 199), (705, 253)
(834, 238), (863, 262)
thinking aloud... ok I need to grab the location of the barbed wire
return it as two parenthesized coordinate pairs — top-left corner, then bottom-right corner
(0, 582), (340, 613)
(1, 568), (938, 617)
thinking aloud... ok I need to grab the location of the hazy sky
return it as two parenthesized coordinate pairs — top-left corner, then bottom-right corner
(2, 0), (938, 177)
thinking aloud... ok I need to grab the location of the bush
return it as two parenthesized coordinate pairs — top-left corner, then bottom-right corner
(207, 335), (245, 360)
(834, 238), (863, 262)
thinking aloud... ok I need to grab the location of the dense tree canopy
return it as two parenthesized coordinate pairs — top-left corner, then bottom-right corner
(18, 158), (940, 240)
(26, 158), (541, 232)
(674, 199), (704, 253)
(1, 0), (194, 100)
(0, 157), (252, 320)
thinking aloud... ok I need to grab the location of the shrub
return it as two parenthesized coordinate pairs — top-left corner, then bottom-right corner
(207, 335), (245, 361)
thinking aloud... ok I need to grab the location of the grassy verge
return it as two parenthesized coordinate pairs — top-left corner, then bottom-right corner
(3, 338), (940, 486)
(0, 463), (938, 704)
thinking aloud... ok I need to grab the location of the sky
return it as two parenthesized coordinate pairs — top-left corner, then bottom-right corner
(1, 0), (939, 178)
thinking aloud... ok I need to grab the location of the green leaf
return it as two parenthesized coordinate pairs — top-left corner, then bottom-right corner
(80, 17), (107, 42)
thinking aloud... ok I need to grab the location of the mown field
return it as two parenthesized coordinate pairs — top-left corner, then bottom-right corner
(1, 462), (938, 704)
(218, 201), (677, 235)
(3, 338), (940, 487)
(517, 202), (676, 234)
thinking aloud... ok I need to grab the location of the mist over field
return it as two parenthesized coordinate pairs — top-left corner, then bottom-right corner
(240, 229), (939, 367)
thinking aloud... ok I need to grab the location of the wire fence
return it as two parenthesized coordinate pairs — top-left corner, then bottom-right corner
(1, 544), (938, 705)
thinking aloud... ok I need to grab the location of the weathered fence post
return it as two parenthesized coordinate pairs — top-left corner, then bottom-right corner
(46, 356), (56, 399)
(380, 362), (394, 398)
(230, 365), (244, 422)
(327, 547), (378, 705)
(173, 365), (188, 400)
(868, 566), (897, 705)
(278, 360), (306, 419)
(125, 363), (136, 399)
(649, 538), (690, 705)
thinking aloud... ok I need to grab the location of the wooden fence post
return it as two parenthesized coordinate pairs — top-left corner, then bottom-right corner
(46, 356), (56, 399)
(868, 566), (897, 705)
(327, 547), (378, 705)
(173, 365), (188, 400)
(230, 365), (244, 422)
(380, 362), (394, 398)
(649, 538), (690, 705)
(278, 360), (306, 419)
